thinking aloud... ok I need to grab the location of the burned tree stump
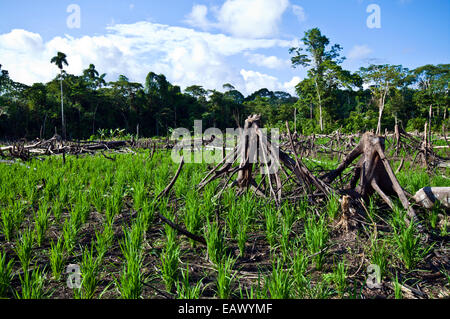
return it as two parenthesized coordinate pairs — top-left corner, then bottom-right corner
(321, 132), (417, 223)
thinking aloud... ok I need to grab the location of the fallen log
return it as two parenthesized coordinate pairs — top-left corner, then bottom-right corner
(413, 187), (450, 209)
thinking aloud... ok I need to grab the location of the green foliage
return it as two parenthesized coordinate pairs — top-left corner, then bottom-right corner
(0, 250), (14, 297)
(49, 237), (65, 281)
(304, 215), (329, 270)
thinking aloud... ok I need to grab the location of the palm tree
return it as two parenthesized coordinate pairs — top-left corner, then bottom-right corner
(51, 52), (69, 139)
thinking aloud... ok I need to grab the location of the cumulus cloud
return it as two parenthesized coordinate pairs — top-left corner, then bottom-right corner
(292, 5), (307, 22)
(186, 0), (290, 38)
(0, 22), (298, 95)
(348, 44), (373, 60)
(184, 4), (215, 30)
(240, 69), (300, 95)
(244, 52), (290, 69)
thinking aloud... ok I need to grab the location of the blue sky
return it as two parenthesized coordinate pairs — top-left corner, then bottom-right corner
(0, 0), (448, 95)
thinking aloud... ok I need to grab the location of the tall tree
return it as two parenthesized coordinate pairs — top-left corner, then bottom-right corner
(50, 52), (69, 139)
(359, 64), (408, 134)
(289, 28), (347, 132)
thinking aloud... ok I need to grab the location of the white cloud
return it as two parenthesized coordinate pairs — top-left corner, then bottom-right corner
(244, 52), (290, 69)
(0, 22), (297, 96)
(184, 4), (214, 30)
(292, 5), (306, 22)
(186, 0), (291, 38)
(283, 76), (301, 95)
(240, 70), (299, 95)
(348, 44), (373, 60)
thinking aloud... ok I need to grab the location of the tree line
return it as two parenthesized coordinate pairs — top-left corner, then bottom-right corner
(0, 28), (448, 140)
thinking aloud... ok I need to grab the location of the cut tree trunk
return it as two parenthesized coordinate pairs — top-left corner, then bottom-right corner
(321, 132), (417, 224)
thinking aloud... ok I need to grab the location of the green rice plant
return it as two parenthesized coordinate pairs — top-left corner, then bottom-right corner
(292, 249), (309, 297)
(176, 264), (204, 299)
(393, 275), (402, 299)
(237, 207), (250, 257)
(74, 191), (91, 225)
(393, 220), (431, 270)
(264, 206), (278, 249)
(1, 206), (15, 242)
(307, 277), (333, 299)
(118, 239), (144, 298)
(216, 255), (236, 299)
(204, 219), (224, 265)
(0, 250), (14, 298)
(184, 192), (203, 246)
(52, 199), (63, 223)
(1, 201), (25, 242)
(328, 259), (348, 297)
(267, 260), (293, 299)
(62, 217), (79, 255)
(370, 239), (389, 279)
(226, 202), (239, 239)
(95, 222), (114, 260)
(140, 200), (156, 231)
(49, 237), (65, 281)
(160, 226), (180, 292)
(117, 219), (145, 299)
(326, 192), (340, 220)
(296, 198), (309, 220)
(79, 244), (101, 299)
(304, 215), (329, 270)
(15, 265), (46, 299)
(132, 180), (146, 211)
(34, 202), (51, 247)
(279, 220), (291, 260)
(90, 186), (105, 213)
(15, 228), (35, 273)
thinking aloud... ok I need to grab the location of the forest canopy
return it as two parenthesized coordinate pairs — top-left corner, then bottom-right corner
(0, 28), (448, 140)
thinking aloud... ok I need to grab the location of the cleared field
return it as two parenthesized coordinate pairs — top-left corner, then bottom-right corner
(0, 145), (449, 299)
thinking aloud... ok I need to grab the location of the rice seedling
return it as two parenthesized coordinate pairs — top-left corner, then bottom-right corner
(160, 225), (180, 292)
(176, 264), (204, 299)
(264, 206), (278, 249)
(326, 192), (340, 220)
(393, 220), (431, 271)
(15, 265), (46, 299)
(1, 206), (15, 243)
(204, 219), (224, 265)
(304, 215), (329, 270)
(307, 277), (334, 299)
(237, 208), (250, 257)
(267, 260), (293, 299)
(94, 222), (114, 260)
(1, 201), (25, 242)
(132, 180), (146, 212)
(34, 202), (51, 246)
(118, 221), (145, 299)
(225, 202), (239, 239)
(49, 237), (65, 281)
(0, 250), (14, 298)
(79, 244), (101, 299)
(51, 199), (63, 223)
(393, 275), (403, 299)
(292, 248), (309, 297)
(370, 239), (389, 279)
(215, 255), (236, 299)
(328, 259), (348, 297)
(15, 228), (35, 273)
(62, 217), (79, 255)
(184, 192), (203, 246)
